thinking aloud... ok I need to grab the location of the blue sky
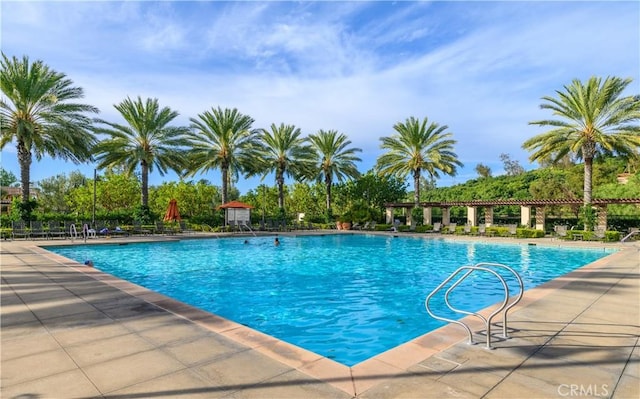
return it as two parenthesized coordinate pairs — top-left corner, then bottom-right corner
(1, 0), (639, 194)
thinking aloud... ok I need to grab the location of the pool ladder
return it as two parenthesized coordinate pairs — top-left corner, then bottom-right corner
(425, 262), (524, 349)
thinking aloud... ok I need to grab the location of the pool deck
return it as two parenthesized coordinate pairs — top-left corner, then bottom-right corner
(1, 232), (638, 398)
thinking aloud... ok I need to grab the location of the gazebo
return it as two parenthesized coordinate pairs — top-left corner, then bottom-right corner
(217, 200), (254, 227)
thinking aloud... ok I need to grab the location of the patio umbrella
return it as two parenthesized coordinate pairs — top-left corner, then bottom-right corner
(163, 199), (181, 222)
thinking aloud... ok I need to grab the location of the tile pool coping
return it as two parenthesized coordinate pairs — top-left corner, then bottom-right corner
(2, 232), (638, 398)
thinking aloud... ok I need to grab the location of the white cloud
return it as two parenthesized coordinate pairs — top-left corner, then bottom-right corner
(1, 0), (638, 191)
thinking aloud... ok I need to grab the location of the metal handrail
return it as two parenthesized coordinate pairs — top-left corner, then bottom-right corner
(621, 229), (639, 243)
(475, 262), (524, 340)
(240, 220), (257, 237)
(425, 262), (524, 349)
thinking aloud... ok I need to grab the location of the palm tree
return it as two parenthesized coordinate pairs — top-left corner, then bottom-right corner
(307, 129), (362, 219)
(376, 116), (462, 207)
(524, 76), (640, 211)
(0, 54), (98, 210)
(93, 96), (191, 208)
(255, 123), (316, 213)
(188, 107), (260, 205)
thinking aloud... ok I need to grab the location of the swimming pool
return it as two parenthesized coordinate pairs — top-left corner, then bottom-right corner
(45, 234), (615, 366)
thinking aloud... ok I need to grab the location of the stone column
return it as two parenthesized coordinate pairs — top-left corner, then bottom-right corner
(520, 206), (531, 228)
(385, 207), (393, 224)
(484, 207), (494, 227)
(442, 207), (451, 225)
(535, 207), (545, 231)
(423, 207), (432, 226)
(595, 205), (608, 230)
(467, 206), (477, 227)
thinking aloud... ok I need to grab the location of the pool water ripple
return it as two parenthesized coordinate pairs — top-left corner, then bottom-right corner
(45, 234), (614, 366)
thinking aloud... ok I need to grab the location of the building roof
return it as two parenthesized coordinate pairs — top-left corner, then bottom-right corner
(217, 200), (254, 209)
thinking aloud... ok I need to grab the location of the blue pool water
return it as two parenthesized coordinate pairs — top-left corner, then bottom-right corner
(45, 235), (615, 366)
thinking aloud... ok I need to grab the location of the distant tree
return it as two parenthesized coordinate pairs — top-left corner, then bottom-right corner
(307, 129), (362, 221)
(524, 76), (640, 209)
(36, 171), (87, 213)
(67, 172), (139, 217)
(0, 168), (18, 187)
(241, 184), (280, 221)
(0, 53), (98, 217)
(149, 180), (220, 218)
(475, 163), (492, 178)
(93, 96), (191, 209)
(288, 182), (324, 220)
(254, 123), (316, 214)
(377, 116), (462, 207)
(188, 107), (260, 205)
(342, 170), (407, 219)
(500, 153), (525, 176)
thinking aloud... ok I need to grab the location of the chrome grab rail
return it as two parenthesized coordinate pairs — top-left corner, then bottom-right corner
(69, 223), (78, 242)
(240, 220), (257, 237)
(621, 229), (639, 243)
(425, 262), (524, 349)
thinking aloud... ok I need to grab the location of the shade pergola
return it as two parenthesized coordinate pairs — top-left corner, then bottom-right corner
(217, 201), (254, 226)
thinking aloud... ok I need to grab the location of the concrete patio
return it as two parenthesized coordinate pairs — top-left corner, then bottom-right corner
(1, 234), (638, 398)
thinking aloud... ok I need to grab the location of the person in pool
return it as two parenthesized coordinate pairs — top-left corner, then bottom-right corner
(274, 236), (280, 246)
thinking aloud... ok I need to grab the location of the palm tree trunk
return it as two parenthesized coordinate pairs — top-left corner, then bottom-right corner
(17, 141), (32, 201)
(221, 167), (228, 205)
(141, 160), (149, 207)
(413, 169), (421, 207)
(325, 174), (332, 212)
(277, 171), (285, 210)
(583, 157), (592, 206)
(583, 156), (593, 230)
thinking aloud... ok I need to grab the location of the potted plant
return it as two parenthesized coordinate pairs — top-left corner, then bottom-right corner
(338, 211), (353, 230)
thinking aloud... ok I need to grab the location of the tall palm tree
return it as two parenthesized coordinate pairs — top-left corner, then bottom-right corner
(255, 123), (316, 212)
(188, 107), (260, 205)
(376, 116), (462, 207)
(93, 96), (191, 208)
(524, 76), (640, 210)
(307, 129), (362, 218)
(0, 54), (98, 206)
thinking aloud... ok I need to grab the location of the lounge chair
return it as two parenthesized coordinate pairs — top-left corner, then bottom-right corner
(507, 224), (517, 237)
(106, 221), (129, 237)
(94, 221), (110, 237)
(426, 222), (441, 233)
(278, 220), (289, 232)
(30, 221), (49, 240)
(155, 220), (174, 235)
(368, 221), (377, 231)
(554, 225), (568, 240)
(463, 224), (472, 235)
(132, 221), (151, 236)
(592, 227), (606, 241)
(178, 220), (197, 234)
(307, 221), (316, 230)
(478, 224), (486, 236)
(407, 219), (417, 232)
(446, 223), (457, 234)
(48, 221), (67, 239)
(11, 220), (30, 240)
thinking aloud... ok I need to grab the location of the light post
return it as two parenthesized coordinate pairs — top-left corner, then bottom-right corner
(92, 169), (97, 226)
(261, 184), (266, 224)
